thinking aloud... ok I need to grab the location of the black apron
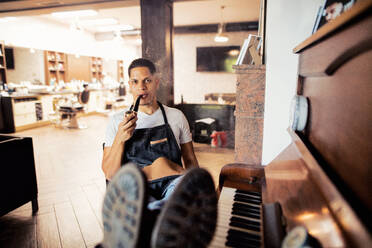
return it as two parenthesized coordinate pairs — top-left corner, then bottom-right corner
(122, 102), (183, 199)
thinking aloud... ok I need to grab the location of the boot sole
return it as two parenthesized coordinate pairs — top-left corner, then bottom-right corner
(151, 168), (217, 248)
(102, 163), (147, 248)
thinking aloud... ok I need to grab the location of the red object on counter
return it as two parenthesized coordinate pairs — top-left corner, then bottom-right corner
(210, 131), (227, 147)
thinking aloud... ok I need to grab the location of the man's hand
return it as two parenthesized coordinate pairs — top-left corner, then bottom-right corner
(102, 112), (137, 180)
(116, 112), (138, 143)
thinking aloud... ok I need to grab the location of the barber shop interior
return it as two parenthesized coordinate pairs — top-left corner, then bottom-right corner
(0, 0), (371, 247)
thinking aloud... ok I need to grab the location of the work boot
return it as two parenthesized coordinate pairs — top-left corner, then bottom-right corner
(151, 168), (218, 248)
(101, 163), (148, 248)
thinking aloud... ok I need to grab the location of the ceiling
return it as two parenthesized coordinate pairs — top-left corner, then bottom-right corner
(0, 0), (260, 34)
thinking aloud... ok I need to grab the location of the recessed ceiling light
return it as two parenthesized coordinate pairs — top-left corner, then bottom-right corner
(51, 9), (97, 18)
(97, 24), (134, 32)
(79, 18), (118, 26)
(136, 38), (142, 45)
(0, 17), (17, 23)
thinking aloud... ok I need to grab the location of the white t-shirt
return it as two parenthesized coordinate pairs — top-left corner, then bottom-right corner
(104, 105), (192, 148)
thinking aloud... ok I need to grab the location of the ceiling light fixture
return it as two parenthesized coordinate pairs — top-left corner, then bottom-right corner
(51, 9), (97, 18)
(121, 29), (141, 36)
(136, 38), (142, 45)
(97, 24), (134, 33)
(0, 17), (17, 23)
(214, 5), (229, 43)
(135, 32), (142, 45)
(79, 18), (118, 26)
(70, 22), (83, 33)
(228, 49), (240, 56)
(113, 30), (123, 43)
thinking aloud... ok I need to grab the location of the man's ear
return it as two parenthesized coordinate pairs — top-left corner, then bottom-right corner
(155, 76), (160, 89)
(128, 81), (133, 94)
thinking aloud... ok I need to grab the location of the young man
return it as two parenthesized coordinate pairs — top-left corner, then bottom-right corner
(100, 58), (217, 248)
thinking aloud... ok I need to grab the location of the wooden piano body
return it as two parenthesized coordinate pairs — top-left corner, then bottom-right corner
(211, 1), (372, 247)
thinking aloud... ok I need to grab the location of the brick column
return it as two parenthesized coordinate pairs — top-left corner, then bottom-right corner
(233, 65), (266, 164)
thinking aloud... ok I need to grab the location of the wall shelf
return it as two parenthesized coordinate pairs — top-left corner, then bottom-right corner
(0, 41), (7, 86)
(90, 57), (103, 83)
(117, 60), (124, 82)
(44, 50), (67, 85)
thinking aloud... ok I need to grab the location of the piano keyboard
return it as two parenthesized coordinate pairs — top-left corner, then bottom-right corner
(209, 187), (263, 248)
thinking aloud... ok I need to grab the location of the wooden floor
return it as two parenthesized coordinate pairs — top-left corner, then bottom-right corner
(0, 114), (234, 248)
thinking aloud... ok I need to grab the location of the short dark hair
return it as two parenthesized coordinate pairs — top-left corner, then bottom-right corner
(128, 58), (156, 77)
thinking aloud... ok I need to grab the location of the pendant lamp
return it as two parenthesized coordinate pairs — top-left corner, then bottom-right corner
(214, 5), (229, 43)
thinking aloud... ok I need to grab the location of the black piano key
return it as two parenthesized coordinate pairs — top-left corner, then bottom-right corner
(232, 208), (261, 220)
(234, 193), (262, 202)
(235, 191), (262, 201)
(227, 229), (261, 242)
(229, 220), (261, 232)
(236, 189), (262, 198)
(234, 194), (262, 204)
(233, 202), (261, 214)
(227, 229), (261, 245)
(235, 191), (260, 198)
(231, 216), (260, 226)
(229, 216), (261, 232)
(226, 239), (260, 248)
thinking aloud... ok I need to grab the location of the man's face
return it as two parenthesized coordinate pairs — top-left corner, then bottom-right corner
(129, 66), (159, 106)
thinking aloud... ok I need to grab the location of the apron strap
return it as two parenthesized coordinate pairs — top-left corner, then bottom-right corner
(158, 101), (168, 124)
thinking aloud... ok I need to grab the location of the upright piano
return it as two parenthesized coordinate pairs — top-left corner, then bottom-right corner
(209, 1), (372, 247)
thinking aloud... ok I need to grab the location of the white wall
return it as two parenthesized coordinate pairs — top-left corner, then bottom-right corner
(262, 0), (323, 165)
(173, 31), (255, 104)
(102, 58), (118, 81)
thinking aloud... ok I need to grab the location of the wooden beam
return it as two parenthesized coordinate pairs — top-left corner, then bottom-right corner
(141, 0), (174, 106)
(174, 21), (258, 34)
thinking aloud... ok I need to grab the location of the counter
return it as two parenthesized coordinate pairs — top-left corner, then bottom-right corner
(0, 88), (120, 133)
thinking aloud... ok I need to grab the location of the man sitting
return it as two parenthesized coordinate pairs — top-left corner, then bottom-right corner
(99, 58), (217, 248)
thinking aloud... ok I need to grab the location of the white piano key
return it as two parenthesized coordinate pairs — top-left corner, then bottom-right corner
(219, 198), (261, 209)
(218, 210), (261, 225)
(208, 187), (263, 248)
(216, 218), (261, 236)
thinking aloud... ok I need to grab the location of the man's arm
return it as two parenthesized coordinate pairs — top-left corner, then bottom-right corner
(102, 112), (137, 180)
(181, 141), (199, 169)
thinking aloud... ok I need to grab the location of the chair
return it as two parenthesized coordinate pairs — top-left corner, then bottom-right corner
(79, 87), (90, 105)
(58, 105), (85, 129)
(57, 87), (90, 129)
(0, 135), (38, 216)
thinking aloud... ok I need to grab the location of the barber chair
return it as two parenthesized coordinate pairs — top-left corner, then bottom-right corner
(58, 105), (85, 128)
(57, 89), (90, 129)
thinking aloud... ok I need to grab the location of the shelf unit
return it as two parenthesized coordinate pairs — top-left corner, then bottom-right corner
(117, 60), (124, 82)
(0, 41), (7, 87)
(90, 57), (103, 83)
(44, 51), (66, 85)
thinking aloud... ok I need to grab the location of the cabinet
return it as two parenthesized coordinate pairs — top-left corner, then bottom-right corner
(44, 51), (66, 85)
(117, 60), (124, 82)
(87, 90), (104, 112)
(90, 57), (103, 83)
(0, 41), (7, 87)
(40, 95), (54, 121)
(0, 95), (55, 133)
